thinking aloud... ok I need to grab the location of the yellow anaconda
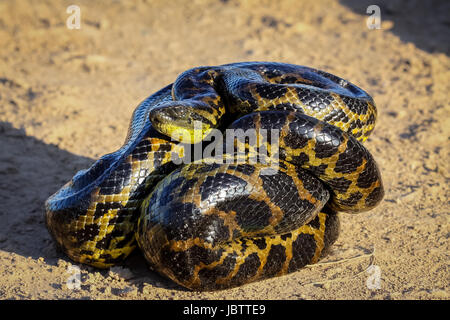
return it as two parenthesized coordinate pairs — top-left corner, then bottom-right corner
(45, 62), (383, 291)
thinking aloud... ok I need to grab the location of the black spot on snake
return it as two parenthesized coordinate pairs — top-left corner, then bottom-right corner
(326, 177), (353, 194)
(290, 152), (309, 167)
(322, 213), (340, 252)
(307, 214), (321, 229)
(288, 233), (317, 272)
(72, 224), (100, 243)
(259, 170), (323, 232)
(356, 160), (379, 189)
(198, 254), (237, 286)
(219, 197), (273, 232)
(340, 95), (369, 115)
(365, 186), (384, 208)
(263, 244), (287, 276)
(199, 173), (248, 203)
(254, 83), (287, 100)
(230, 253), (261, 285)
(253, 238), (267, 250)
(339, 192), (363, 207)
(334, 140), (364, 174)
(309, 163), (328, 176)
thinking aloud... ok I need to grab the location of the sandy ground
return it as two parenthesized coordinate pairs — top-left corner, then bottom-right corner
(0, 0), (448, 300)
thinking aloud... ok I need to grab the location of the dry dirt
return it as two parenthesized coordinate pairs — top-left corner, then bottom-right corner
(0, 0), (448, 300)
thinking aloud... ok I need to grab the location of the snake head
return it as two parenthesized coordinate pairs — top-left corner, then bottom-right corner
(149, 101), (216, 144)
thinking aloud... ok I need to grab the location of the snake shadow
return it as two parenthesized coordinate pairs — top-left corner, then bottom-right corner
(340, 0), (450, 55)
(0, 121), (183, 291)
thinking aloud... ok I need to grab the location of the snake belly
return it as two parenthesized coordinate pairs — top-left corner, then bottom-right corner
(45, 62), (384, 291)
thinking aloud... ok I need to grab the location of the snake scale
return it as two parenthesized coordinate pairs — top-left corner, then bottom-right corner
(45, 62), (384, 291)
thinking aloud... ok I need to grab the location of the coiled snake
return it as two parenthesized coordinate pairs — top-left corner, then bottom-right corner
(45, 62), (383, 291)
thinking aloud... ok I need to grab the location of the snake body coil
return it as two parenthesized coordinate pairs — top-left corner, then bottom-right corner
(45, 62), (383, 291)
